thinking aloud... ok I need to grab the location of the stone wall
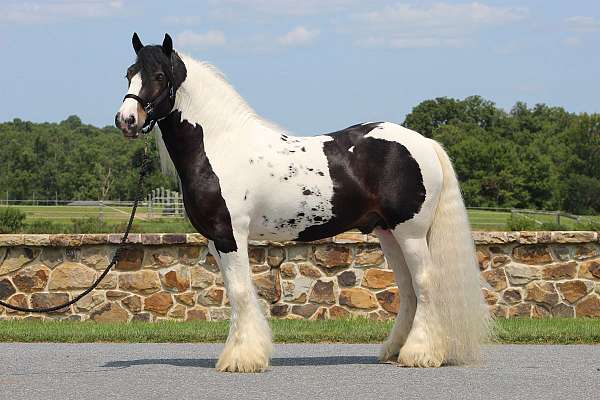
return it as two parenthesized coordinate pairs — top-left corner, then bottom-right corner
(0, 232), (598, 322)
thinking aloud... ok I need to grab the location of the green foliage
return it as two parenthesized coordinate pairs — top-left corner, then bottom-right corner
(506, 215), (538, 231)
(21, 217), (194, 234)
(404, 97), (600, 213)
(26, 220), (65, 234)
(574, 219), (600, 231)
(539, 222), (569, 231)
(0, 115), (176, 202)
(0, 207), (26, 233)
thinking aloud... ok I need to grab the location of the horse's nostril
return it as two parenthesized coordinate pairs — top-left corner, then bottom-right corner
(114, 113), (121, 128)
(125, 115), (136, 127)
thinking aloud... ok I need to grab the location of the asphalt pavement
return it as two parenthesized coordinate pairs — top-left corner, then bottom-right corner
(0, 343), (598, 400)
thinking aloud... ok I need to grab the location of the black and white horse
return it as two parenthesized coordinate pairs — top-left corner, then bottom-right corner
(116, 33), (488, 372)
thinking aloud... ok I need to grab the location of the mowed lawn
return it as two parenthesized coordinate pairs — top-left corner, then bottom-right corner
(6, 205), (163, 224)
(3, 205), (599, 232)
(467, 209), (600, 230)
(0, 318), (599, 344)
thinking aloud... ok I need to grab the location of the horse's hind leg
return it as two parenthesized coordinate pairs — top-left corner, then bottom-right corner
(209, 225), (272, 373)
(375, 228), (417, 363)
(392, 233), (447, 367)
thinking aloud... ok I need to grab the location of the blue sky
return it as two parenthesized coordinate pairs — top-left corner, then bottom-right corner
(0, 0), (599, 134)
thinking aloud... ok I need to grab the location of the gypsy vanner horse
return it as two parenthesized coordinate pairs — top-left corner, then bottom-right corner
(115, 33), (488, 373)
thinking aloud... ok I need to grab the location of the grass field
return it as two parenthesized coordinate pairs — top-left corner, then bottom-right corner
(2, 205), (599, 233)
(5, 204), (175, 224)
(467, 209), (600, 230)
(0, 318), (599, 344)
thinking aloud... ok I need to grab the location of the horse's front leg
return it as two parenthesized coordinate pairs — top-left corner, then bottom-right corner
(210, 224), (272, 373)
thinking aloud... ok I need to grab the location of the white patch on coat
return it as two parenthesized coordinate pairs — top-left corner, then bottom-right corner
(169, 55), (335, 241)
(348, 146), (354, 153)
(118, 72), (142, 125)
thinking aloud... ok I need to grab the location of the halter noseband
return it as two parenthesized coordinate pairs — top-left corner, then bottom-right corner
(123, 56), (177, 134)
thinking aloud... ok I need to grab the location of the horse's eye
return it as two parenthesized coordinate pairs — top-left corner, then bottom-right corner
(156, 73), (164, 81)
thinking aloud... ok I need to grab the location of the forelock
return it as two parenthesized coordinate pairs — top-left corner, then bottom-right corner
(135, 46), (169, 73)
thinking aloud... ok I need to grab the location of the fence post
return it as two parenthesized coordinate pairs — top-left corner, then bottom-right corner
(556, 211), (560, 226)
(167, 190), (172, 216)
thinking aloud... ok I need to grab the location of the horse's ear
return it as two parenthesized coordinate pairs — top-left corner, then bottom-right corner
(162, 33), (173, 57)
(132, 32), (144, 54)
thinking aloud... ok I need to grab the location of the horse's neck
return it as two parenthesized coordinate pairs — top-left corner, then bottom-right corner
(173, 56), (269, 146)
(159, 56), (284, 183)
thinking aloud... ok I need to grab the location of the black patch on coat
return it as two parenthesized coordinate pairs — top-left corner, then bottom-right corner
(158, 112), (237, 253)
(296, 122), (426, 242)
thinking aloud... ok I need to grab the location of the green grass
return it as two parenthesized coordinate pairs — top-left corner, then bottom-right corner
(467, 209), (600, 231)
(1, 205), (183, 224)
(493, 318), (600, 344)
(1, 204), (599, 233)
(0, 318), (598, 344)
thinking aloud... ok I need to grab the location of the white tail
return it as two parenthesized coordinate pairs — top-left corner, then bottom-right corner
(428, 140), (490, 364)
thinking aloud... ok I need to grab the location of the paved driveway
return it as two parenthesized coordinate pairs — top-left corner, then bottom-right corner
(0, 343), (598, 400)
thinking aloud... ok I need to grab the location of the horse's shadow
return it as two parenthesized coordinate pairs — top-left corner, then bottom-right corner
(102, 356), (378, 369)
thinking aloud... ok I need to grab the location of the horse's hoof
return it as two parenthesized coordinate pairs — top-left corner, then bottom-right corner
(216, 357), (269, 373)
(378, 340), (400, 363)
(398, 343), (445, 368)
(216, 344), (271, 373)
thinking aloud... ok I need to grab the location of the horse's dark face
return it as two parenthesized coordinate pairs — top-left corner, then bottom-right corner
(116, 33), (182, 138)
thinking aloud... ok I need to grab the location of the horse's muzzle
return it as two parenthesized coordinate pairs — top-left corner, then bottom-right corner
(115, 112), (140, 139)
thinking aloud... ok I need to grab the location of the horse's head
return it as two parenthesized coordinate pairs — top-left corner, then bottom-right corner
(115, 32), (185, 138)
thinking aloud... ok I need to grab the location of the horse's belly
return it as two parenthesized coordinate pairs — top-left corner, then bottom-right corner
(247, 161), (337, 241)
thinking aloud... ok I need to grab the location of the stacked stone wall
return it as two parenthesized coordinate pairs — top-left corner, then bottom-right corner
(0, 232), (598, 321)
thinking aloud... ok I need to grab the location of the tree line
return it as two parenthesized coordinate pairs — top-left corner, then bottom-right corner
(0, 97), (598, 214)
(0, 116), (175, 202)
(403, 96), (599, 215)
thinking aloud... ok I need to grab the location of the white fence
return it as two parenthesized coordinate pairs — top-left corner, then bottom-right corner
(0, 187), (185, 222)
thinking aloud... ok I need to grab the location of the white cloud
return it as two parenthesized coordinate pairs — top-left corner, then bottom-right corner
(161, 15), (201, 26)
(355, 36), (463, 49)
(278, 27), (320, 47)
(209, 0), (362, 17)
(347, 2), (527, 49)
(175, 30), (227, 49)
(0, 0), (123, 24)
(566, 16), (600, 33)
(358, 2), (526, 28)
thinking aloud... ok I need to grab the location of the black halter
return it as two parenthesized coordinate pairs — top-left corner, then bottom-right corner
(123, 56), (177, 134)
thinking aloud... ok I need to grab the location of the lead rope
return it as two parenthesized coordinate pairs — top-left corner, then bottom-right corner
(0, 136), (151, 313)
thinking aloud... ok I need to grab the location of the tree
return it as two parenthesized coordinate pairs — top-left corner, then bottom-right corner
(402, 97), (598, 213)
(0, 117), (176, 201)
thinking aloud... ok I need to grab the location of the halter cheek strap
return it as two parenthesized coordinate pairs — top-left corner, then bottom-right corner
(123, 83), (175, 134)
(123, 52), (177, 134)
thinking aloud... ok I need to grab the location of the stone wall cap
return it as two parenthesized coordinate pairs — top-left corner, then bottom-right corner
(0, 231), (597, 247)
